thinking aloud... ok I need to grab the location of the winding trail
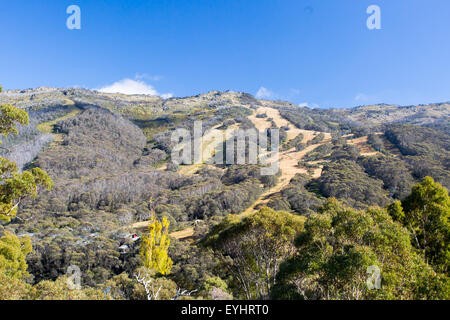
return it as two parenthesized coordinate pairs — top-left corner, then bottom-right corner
(240, 106), (331, 216)
(346, 135), (379, 156)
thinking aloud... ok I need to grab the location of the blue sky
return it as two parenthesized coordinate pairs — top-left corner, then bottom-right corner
(0, 0), (449, 108)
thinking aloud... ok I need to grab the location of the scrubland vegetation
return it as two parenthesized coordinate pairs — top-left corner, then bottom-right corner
(0, 87), (448, 300)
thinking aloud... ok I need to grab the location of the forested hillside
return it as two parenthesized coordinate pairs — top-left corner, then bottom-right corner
(0, 87), (448, 300)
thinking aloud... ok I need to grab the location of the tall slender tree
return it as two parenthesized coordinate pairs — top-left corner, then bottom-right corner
(135, 216), (174, 300)
(140, 216), (173, 275)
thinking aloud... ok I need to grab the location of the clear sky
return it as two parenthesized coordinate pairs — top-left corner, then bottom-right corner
(0, 0), (449, 108)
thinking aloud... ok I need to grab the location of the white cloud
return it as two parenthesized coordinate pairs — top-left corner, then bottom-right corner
(160, 93), (174, 99)
(298, 102), (309, 107)
(255, 87), (275, 99)
(96, 78), (172, 98)
(97, 79), (158, 95)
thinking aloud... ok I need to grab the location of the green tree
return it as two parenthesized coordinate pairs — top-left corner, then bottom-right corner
(0, 103), (28, 138)
(204, 207), (305, 299)
(400, 177), (449, 273)
(273, 199), (449, 300)
(203, 276), (233, 300)
(31, 276), (107, 300)
(387, 200), (405, 222)
(0, 232), (33, 299)
(0, 231), (32, 279)
(0, 157), (53, 222)
(101, 273), (147, 300)
(0, 95), (53, 222)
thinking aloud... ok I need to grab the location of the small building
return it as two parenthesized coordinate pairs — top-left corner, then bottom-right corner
(118, 244), (130, 254)
(124, 233), (140, 243)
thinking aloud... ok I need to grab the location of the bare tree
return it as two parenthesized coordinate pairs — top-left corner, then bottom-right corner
(172, 288), (198, 300)
(135, 270), (163, 300)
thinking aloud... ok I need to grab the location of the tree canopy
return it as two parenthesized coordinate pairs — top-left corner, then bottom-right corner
(273, 199), (449, 300)
(391, 177), (449, 273)
(204, 207), (305, 299)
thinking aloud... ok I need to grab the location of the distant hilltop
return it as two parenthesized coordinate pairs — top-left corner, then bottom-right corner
(0, 87), (449, 127)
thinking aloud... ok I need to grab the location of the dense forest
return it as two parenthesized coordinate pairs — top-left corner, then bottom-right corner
(0, 87), (448, 300)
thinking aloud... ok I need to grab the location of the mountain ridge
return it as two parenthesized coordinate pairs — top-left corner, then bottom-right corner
(1, 86), (449, 113)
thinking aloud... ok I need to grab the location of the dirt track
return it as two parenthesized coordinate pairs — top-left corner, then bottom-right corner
(346, 135), (378, 156)
(240, 106), (332, 216)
